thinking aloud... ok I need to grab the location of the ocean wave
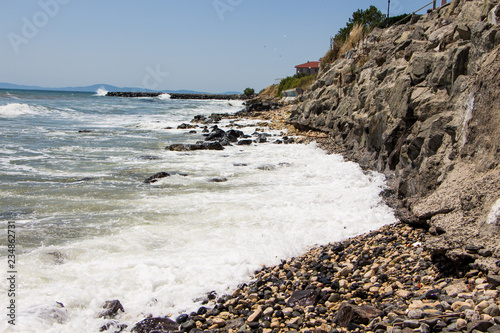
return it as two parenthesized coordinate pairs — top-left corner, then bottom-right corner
(0, 103), (43, 117)
(157, 93), (171, 100)
(95, 88), (108, 96)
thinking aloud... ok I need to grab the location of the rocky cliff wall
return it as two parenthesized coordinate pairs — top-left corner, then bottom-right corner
(288, 0), (500, 273)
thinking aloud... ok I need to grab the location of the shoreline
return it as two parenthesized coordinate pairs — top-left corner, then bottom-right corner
(118, 103), (500, 333)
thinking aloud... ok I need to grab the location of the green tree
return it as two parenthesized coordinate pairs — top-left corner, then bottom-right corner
(243, 88), (255, 96)
(335, 5), (385, 42)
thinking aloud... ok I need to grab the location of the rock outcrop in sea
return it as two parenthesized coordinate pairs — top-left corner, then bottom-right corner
(288, 0), (500, 274)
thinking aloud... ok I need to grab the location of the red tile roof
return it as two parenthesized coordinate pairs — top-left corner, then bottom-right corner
(295, 61), (320, 69)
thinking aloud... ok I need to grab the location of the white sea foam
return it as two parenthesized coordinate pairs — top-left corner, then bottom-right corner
(95, 88), (108, 96)
(0, 92), (396, 332)
(0, 103), (41, 117)
(158, 93), (171, 100)
(7, 142), (396, 332)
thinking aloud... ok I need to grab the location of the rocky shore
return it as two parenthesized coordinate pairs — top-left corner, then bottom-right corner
(102, 222), (500, 333)
(287, 0), (500, 273)
(97, 102), (500, 332)
(99, 1), (500, 332)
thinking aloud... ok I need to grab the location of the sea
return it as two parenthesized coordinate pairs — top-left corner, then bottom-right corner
(0, 89), (396, 332)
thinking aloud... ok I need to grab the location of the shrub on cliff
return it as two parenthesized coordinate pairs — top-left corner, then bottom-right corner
(276, 74), (317, 98)
(243, 88), (255, 96)
(321, 6), (385, 67)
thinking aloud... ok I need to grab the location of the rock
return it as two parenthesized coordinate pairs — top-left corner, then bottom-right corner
(212, 317), (226, 328)
(286, 290), (318, 307)
(208, 177), (228, 183)
(237, 139), (253, 145)
(407, 309), (423, 319)
(98, 300), (125, 319)
(176, 314), (189, 324)
(456, 318), (468, 330)
(179, 319), (196, 332)
(144, 172), (170, 184)
(332, 302), (383, 327)
(167, 142), (224, 151)
(99, 321), (127, 332)
(488, 275), (500, 288)
(485, 304), (500, 317)
(247, 306), (262, 323)
(177, 123), (196, 129)
(131, 317), (178, 333)
(489, 325), (500, 333)
(468, 320), (494, 332)
(205, 127), (227, 141)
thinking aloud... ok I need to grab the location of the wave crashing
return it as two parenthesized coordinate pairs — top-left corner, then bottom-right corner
(0, 103), (40, 117)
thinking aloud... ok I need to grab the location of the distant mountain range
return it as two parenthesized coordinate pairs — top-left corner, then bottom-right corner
(0, 82), (242, 95)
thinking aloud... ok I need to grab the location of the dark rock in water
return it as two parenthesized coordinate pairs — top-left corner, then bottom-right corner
(99, 320), (127, 332)
(333, 302), (383, 327)
(73, 177), (94, 183)
(131, 317), (179, 333)
(233, 163), (248, 167)
(205, 127), (226, 141)
(237, 139), (253, 145)
(287, 290), (318, 307)
(167, 142), (224, 151)
(98, 300), (125, 319)
(144, 172), (170, 184)
(171, 172), (188, 177)
(177, 123), (196, 129)
(209, 177), (228, 183)
(257, 164), (276, 171)
(137, 155), (161, 160)
(192, 115), (208, 123)
(218, 137), (232, 146)
(255, 133), (268, 143)
(226, 129), (244, 142)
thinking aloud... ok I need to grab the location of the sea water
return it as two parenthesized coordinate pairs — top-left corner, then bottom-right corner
(0, 89), (396, 332)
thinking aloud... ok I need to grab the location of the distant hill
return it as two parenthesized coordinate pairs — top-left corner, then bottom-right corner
(0, 82), (241, 95)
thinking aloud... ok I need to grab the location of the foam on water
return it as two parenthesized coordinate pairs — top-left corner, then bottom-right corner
(158, 93), (171, 100)
(0, 91), (396, 332)
(95, 88), (108, 96)
(0, 103), (44, 117)
(3, 142), (395, 332)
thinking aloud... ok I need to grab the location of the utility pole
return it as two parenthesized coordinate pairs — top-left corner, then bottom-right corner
(386, 0), (390, 27)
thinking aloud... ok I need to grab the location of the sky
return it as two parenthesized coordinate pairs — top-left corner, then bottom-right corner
(1, 0), (436, 93)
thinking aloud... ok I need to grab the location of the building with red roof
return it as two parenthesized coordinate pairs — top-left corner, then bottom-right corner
(295, 61), (320, 75)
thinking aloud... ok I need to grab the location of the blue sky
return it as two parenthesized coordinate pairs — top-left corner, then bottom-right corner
(1, 0), (436, 93)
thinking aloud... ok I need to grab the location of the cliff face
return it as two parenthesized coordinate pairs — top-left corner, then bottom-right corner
(288, 0), (500, 273)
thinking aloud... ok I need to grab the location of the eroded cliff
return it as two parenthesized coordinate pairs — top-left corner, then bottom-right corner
(288, 0), (500, 273)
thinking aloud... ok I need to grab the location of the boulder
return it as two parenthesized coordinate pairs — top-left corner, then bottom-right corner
(332, 302), (383, 327)
(144, 172), (170, 184)
(167, 142), (224, 151)
(131, 317), (179, 333)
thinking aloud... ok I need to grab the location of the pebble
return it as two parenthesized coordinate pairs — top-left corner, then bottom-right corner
(124, 222), (500, 332)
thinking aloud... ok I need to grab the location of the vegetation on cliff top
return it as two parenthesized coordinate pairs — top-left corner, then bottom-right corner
(321, 6), (411, 67)
(275, 73), (317, 98)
